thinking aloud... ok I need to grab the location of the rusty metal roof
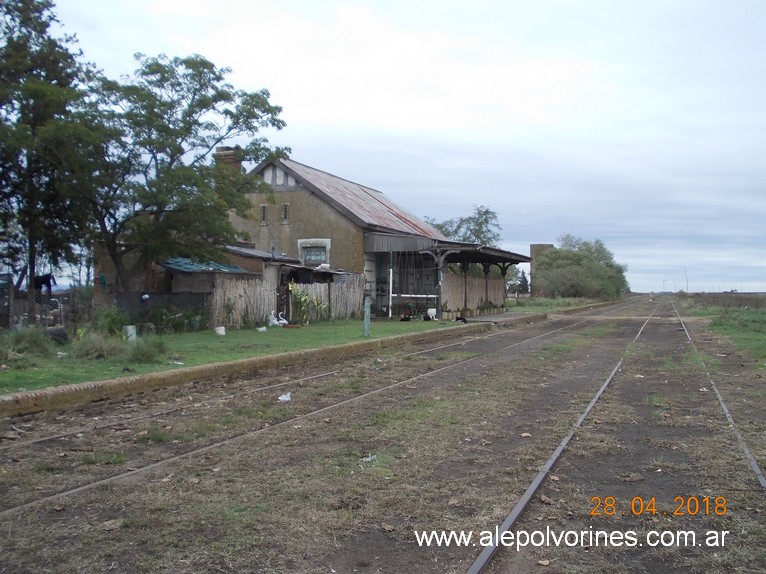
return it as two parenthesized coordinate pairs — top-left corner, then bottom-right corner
(249, 158), (530, 266)
(161, 258), (250, 274)
(225, 244), (301, 264)
(266, 158), (449, 240)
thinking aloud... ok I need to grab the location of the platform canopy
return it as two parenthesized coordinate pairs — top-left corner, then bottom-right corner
(364, 232), (531, 267)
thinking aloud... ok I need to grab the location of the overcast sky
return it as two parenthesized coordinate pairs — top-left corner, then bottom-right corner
(55, 0), (765, 293)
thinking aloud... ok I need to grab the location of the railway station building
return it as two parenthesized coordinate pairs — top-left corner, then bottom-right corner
(226, 150), (531, 319)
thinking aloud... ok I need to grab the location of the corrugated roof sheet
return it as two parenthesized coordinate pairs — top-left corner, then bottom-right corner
(273, 159), (449, 241)
(161, 258), (250, 274)
(225, 245), (301, 263)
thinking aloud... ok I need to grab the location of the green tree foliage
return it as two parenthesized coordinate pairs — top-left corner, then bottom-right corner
(86, 53), (289, 291)
(425, 204), (501, 246)
(534, 235), (629, 299)
(427, 204), (519, 288)
(0, 0), (92, 283)
(504, 265), (521, 293)
(519, 269), (529, 294)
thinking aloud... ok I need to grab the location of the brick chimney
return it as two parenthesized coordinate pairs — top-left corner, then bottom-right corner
(214, 145), (244, 172)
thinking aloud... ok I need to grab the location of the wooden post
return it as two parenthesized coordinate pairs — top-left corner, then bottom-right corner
(421, 248), (459, 321)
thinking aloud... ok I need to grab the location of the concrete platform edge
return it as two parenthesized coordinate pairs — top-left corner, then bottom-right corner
(1, 313), (547, 418)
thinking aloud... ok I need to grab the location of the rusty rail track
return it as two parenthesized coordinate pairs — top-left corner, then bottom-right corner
(0, 298), (647, 519)
(464, 296), (765, 574)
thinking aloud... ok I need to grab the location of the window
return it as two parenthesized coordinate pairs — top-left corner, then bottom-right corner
(281, 203), (289, 224)
(260, 205), (267, 225)
(298, 238), (331, 266)
(303, 246), (327, 265)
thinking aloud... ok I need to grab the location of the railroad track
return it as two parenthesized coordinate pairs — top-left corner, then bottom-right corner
(4, 296), (757, 573)
(468, 296), (765, 574)
(0, 297), (645, 517)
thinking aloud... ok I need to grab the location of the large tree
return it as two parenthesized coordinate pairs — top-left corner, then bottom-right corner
(426, 204), (501, 246)
(86, 53), (289, 291)
(533, 235), (629, 299)
(426, 204), (519, 302)
(0, 0), (92, 299)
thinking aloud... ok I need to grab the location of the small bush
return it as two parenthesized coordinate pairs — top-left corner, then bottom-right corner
(147, 306), (206, 333)
(72, 333), (124, 360)
(2, 327), (53, 361)
(143, 427), (171, 443)
(91, 308), (132, 336)
(127, 336), (168, 363)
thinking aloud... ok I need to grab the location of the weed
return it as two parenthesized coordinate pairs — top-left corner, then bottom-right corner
(346, 377), (364, 393)
(1, 327), (53, 361)
(368, 397), (459, 429)
(232, 406), (260, 419)
(91, 308), (131, 336)
(72, 333), (124, 360)
(126, 336), (168, 363)
(1, 318), (449, 393)
(147, 306), (206, 333)
(578, 325), (613, 338)
(646, 392), (667, 408)
(81, 453), (127, 466)
(256, 403), (289, 422)
(143, 427), (172, 443)
(222, 503), (256, 522)
(692, 304), (766, 363)
(661, 356), (678, 370)
(186, 421), (220, 439)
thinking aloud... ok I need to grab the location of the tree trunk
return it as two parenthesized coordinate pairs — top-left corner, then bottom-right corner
(108, 244), (132, 293)
(26, 244), (37, 324)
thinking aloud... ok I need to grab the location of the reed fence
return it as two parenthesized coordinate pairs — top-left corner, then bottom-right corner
(442, 271), (506, 311)
(211, 273), (365, 328)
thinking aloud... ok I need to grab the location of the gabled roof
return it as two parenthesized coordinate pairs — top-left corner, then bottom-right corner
(251, 158), (449, 241)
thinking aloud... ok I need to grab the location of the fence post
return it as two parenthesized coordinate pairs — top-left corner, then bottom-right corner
(363, 295), (371, 337)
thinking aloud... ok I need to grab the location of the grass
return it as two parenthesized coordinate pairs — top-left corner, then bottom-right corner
(660, 348), (707, 372)
(647, 391), (666, 407)
(706, 307), (766, 364)
(5, 295), (761, 574)
(80, 453), (127, 466)
(0, 318), (453, 394)
(504, 296), (598, 313)
(143, 427), (172, 443)
(0, 297), (598, 395)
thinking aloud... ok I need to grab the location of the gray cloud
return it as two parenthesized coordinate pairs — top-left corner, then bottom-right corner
(56, 0), (766, 293)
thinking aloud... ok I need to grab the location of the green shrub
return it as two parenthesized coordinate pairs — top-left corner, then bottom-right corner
(72, 333), (124, 360)
(127, 336), (168, 363)
(91, 308), (132, 336)
(1, 327), (53, 361)
(146, 306), (206, 333)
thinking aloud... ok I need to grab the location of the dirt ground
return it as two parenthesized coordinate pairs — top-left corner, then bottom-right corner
(0, 297), (763, 574)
